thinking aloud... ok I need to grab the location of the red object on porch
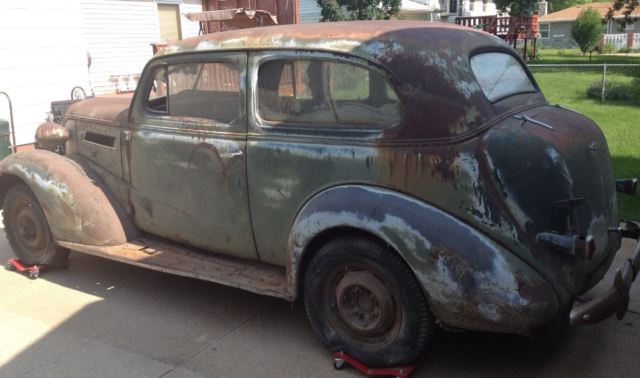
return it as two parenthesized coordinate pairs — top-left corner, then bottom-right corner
(201, 0), (296, 33)
(455, 15), (539, 59)
(332, 351), (418, 378)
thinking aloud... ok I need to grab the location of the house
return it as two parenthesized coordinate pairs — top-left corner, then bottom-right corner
(297, 0), (501, 24)
(539, 2), (640, 48)
(398, 0), (442, 21)
(440, 0), (500, 21)
(0, 0), (206, 146)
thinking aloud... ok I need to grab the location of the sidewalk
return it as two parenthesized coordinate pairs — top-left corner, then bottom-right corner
(0, 227), (638, 377)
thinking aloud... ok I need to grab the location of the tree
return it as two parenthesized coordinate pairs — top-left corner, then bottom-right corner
(607, 0), (639, 31)
(571, 8), (603, 55)
(494, 0), (539, 16)
(316, 0), (401, 22)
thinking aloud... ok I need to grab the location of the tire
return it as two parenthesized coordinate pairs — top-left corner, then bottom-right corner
(3, 184), (69, 265)
(303, 236), (435, 367)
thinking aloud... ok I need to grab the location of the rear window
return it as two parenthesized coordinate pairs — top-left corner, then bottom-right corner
(470, 52), (536, 102)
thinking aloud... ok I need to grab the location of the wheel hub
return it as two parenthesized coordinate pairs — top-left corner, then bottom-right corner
(335, 270), (396, 337)
(14, 204), (46, 253)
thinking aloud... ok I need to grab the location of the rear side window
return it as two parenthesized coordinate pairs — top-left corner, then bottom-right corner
(146, 61), (241, 125)
(258, 59), (400, 128)
(470, 52), (536, 102)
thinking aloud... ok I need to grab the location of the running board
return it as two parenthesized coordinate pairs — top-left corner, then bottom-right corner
(57, 237), (290, 300)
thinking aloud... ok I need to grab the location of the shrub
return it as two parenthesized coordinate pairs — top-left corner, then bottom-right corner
(602, 43), (616, 54)
(586, 81), (602, 100)
(618, 47), (632, 54)
(586, 80), (637, 102)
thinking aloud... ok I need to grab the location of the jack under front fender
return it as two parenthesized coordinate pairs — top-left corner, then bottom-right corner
(287, 185), (559, 335)
(0, 150), (128, 246)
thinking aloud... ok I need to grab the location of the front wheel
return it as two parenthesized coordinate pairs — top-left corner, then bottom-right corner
(304, 237), (435, 367)
(3, 184), (69, 265)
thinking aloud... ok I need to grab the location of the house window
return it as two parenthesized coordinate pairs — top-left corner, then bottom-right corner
(625, 21), (635, 32)
(449, 0), (458, 14)
(539, 23), (550, 39)
(158, 4), (182, 42)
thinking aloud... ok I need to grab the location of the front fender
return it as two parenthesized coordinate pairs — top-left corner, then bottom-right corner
(287, 185), (558, 334)
(0, 150), (128, 246)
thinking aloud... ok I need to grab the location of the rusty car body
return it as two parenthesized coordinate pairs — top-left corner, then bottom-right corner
(1, 21), (639, 366)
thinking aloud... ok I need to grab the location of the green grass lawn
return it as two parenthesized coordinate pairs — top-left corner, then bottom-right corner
(534, 71), (640, 220)
(535, 48), (640, 64)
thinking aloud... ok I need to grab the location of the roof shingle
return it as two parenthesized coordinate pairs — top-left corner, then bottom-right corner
(540, 2), (640, 22)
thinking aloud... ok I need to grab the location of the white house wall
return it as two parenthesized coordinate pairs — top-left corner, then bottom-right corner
(179, 0), (204, 38)
(0, 0), (90, 145)
(299, 0), (321, 23)
(0, 0), (202, 145)
(81, 0), (159, 94)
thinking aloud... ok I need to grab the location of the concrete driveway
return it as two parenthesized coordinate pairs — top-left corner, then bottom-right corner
(0, 222), (639, 377)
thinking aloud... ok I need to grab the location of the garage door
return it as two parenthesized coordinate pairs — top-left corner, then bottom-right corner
(158, 4), (182, 42)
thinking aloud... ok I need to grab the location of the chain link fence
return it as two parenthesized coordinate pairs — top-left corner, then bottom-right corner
(528, 64), (640, 104)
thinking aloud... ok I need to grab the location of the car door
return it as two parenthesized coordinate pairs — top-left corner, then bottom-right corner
(246, 51), (403, 265)
(128, 52), (257, 260)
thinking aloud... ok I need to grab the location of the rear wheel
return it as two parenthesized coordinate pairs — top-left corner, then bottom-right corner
(304, 236), (435, 367)
(3, 184), (69, 265)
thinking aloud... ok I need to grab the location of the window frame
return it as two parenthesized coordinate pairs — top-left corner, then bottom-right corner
(249, 50), (404, 135)
(539, 23), (550, 39)
(134, 51), (247, 133)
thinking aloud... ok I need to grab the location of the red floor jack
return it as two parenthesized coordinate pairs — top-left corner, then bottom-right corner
(4, 257), (71, 279)
(5, 258), (43, 279)
(332, 352), (417, 378)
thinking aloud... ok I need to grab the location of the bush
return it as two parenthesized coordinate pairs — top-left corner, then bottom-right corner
(618, 47), (632, 54)
(602, 43), (616, 54)
(587, 80), (638, 102)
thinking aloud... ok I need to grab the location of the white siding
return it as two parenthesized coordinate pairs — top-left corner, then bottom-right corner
(299, 0), (321, 24)
(179, 0), (203, 39)
(0, 0), (90, 145)
(80, 0), (159, 94)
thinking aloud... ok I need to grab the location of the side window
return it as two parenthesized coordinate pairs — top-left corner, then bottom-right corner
(148, 67), (168, 114)
(258, 59), (401, 128)
(146, 61), (241, 125)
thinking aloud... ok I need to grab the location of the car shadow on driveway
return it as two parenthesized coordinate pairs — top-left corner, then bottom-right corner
(1, 244), (639, 377)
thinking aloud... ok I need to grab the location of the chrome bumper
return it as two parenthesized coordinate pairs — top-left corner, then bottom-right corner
(570, 222), (640, 326)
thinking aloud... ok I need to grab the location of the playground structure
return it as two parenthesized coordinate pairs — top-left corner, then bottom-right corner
(455, 15), (539, 60)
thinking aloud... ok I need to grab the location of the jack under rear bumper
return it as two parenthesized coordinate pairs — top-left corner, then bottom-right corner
(570, 222), (640, 326)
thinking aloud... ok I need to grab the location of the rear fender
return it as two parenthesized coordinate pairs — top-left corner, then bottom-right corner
(0, 150), (129, 246)
(287, 185), (558, 334)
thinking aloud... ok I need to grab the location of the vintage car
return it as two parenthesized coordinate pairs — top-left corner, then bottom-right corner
(1, 21), (638, 367)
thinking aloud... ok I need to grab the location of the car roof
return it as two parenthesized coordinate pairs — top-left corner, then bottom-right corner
(159, 20), (501, 62)
(154, 21), (544, 141)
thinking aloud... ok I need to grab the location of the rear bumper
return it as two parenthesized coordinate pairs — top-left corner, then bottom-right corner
(570, 221), (640, 326)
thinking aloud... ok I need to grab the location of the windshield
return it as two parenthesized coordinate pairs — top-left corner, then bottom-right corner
(470, 52), (537, 102)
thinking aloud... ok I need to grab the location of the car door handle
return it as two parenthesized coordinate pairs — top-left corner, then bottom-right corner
(90, 151), (98, 157)
(219, 151), (243, 158)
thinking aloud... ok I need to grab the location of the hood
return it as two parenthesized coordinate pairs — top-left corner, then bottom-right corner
(67, 95), (133, 125)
